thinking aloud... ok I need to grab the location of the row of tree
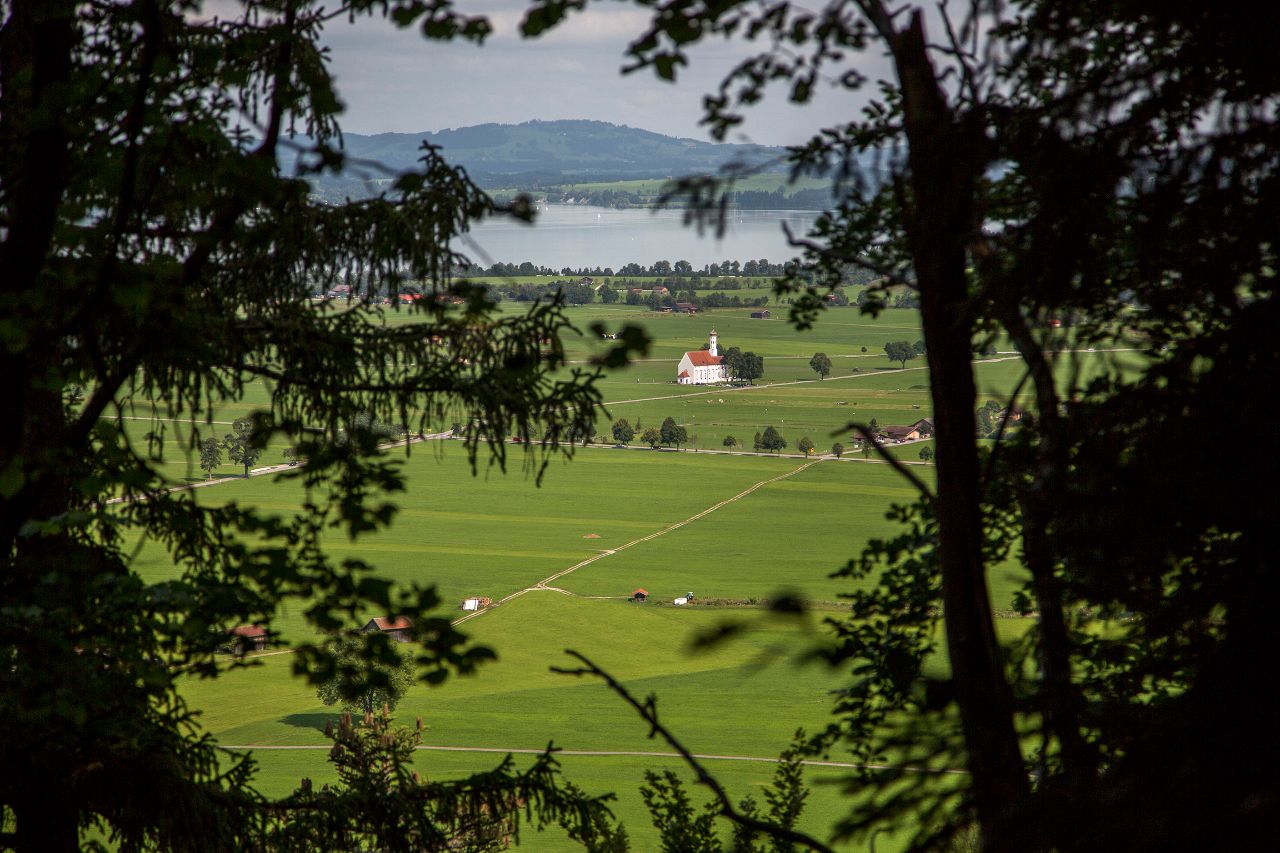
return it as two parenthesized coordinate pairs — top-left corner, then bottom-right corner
(197, 419), (263, 479)
(610, 416), (689, 449)
(884, 339), (927, 368)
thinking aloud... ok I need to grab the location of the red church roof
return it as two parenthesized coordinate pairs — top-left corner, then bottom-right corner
(683, 351), (723, 367)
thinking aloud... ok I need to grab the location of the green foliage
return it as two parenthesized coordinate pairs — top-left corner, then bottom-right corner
(315, 635), (416, 715)
(639, 736), (811, 853)
(640, 771), (722, 853)
(723, 435), (738, 449)
(199, 436), (223, 478)
(722, 347), (765, 384)
(883, 341), (917, 369)
(797, 437), (815, 457)
(612, 418), (636, 444)
(642, 427), (663, 448)
(760, 426), (786, 454)
(0, 1), (648, 846)
(918, 446), (934, 464)
(269, 708), (627, 849)
(808, 352), (832, 379)
(222, 417), (265, 477)
(831, 442), (844, 458)
(571, 0), (1280, 846)
(660, 416), (689, 448)
(975, 401), (1002, 439)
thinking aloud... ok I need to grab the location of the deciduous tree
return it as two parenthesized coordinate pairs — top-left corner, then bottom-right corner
(316, 635), (416, 716)
(0, 1), (643, 847)
(612, 418), (635, 444)
(760, 426), (786, 454)
(883, 341), (917, 369)
(809, 352), (832, 380)
(199, 437), (223, 479)
(222, 417), (264, 478)
(526, 0), (1280, 848)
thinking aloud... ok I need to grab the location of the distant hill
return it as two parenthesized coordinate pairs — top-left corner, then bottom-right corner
(301, 120), (788, 199)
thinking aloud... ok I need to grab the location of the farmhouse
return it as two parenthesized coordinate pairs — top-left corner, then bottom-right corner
(750, 310), (771, 319)
(911, 417), (935, 436)
(882, 425), (922, 442)
(676, 329), (727, 385)
(360, 616), (413, 642)
(227, 624), (267, 653)
(675, 302), (699, 315)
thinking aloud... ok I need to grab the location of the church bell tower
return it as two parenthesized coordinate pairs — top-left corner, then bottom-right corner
(709, 328), (718, 356)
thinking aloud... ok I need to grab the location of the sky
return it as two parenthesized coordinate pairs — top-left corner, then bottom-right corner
(320, 1), (882, 147)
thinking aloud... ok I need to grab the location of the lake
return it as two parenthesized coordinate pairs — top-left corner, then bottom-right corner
(454, 204), (820, 270)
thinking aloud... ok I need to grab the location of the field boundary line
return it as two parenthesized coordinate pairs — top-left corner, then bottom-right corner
(452, 459), (820, 625)
(218, 743), (964, 775)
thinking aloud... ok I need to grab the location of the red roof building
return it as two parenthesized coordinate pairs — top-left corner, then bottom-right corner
(227, 624), (268, 653)
(361, 616), (414, 642)
(676, 330), (727, 384)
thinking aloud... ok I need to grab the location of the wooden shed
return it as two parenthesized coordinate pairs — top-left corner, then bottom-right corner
(361, 616), (414, 643)
(227, 624), (267, 653)
(631, 588), (649, 602)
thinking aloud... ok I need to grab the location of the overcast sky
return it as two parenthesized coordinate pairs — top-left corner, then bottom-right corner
(320, 2), (881, 147)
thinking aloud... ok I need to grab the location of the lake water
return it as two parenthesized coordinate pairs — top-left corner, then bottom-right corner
(454, 204), (820, 270)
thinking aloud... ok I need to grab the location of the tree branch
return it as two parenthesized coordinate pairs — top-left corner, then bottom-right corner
(552, 650), (837, 853)
(847, 421), (936, 504)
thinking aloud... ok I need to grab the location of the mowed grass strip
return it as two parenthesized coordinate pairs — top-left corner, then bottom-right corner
(560, 459), (928, 602)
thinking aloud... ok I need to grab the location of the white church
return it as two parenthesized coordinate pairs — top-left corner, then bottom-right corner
(676, 329), (728, 385)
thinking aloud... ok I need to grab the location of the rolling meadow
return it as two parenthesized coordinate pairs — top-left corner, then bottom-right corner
(124, 301), (1128, 849)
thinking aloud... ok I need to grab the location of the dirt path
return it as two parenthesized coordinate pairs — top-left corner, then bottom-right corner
(218, 742), (964, 775)
(452, 458), (821, 625)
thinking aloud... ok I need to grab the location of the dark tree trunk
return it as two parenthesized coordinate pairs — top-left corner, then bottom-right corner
(999, 309), (1095, 782)
(888, 12), (1031, 846)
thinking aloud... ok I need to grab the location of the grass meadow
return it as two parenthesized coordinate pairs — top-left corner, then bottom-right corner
(114, 301), (1114, 849)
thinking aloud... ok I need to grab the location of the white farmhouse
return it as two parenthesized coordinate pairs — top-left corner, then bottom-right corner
(676, 329), (727, 385)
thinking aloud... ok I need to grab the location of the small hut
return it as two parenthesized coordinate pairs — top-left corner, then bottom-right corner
(630, 588), (649, 603)
(227, 624), (267, 653)
(361, 616), (414, 643)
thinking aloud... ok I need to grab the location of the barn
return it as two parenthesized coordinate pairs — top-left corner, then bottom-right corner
(361, 616), (414, 642)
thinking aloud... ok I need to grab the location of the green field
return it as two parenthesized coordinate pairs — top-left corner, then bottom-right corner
(122, 302), (1114, 848)
(163, 450), (955, 849)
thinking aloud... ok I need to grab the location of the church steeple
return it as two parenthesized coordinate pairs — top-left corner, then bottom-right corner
(708, 328), (718, 357)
